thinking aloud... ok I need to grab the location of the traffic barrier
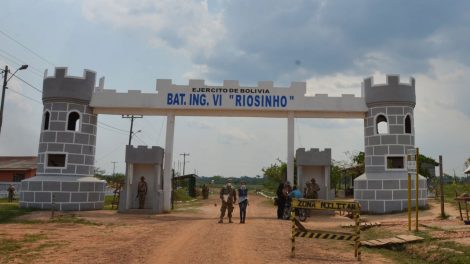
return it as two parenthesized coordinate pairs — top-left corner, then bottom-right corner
(290, 198), (361, 261)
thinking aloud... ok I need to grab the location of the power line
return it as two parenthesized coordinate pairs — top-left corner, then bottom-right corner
(0, 29), (56, 67)
(95, 143), (124, 163)
(97, 121), (129, 133)
(0, 53), (44, 79)
(0, 48), (44, 76)
(7, 87), (42, 104)
(11, 75), (42, 93)
(133, 134), (147, 145)
(97, 124), (129, 136)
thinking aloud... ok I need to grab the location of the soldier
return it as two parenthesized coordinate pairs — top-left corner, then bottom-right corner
(137, 176), (148, 209)
(202, 184), (209, 199)
(7, 184), (15, 202)
(218, 179), (237, 223)
(238, 181), (248, 224)
(310, 178), (320, 199)
(304, 182), (313, 199)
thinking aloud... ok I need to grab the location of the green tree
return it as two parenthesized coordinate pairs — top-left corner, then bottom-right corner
(464, 157), (470, 169)
(262, 159), (286, 183)
(262, 159), (298, 190)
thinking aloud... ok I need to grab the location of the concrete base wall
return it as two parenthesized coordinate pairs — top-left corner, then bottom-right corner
(354, 172), (427, 214)
(19, 175), (105, 211)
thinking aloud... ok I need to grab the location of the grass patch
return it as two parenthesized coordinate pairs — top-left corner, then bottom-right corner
(50, 214), (101, 226)
(0, 233), (47, 255)
(0, 202), (34, 224)
(363, 228), (470, 264)
(174, 188), (194, 202)
(443, 183), (470, 204)
(103, 195), (118, 210)
(0, 239), (22, 254)
(0, 232), (65, 263)
(22, 233), (47, 243)
(173, 199), (203, 213)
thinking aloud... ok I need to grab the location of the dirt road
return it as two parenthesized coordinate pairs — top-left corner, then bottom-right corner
(4, 194), (391, 264)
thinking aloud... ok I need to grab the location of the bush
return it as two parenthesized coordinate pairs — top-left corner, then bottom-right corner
(173, 188), (193, 202)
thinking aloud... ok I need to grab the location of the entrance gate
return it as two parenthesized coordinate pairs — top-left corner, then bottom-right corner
(91, 78), (367, 211)
(19, 67), (424, 214)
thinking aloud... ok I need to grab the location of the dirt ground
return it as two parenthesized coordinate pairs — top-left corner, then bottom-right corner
(1, 193), (469, 264)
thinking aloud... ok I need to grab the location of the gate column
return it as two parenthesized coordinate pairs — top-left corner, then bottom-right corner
(287, 112), (295, 184)
(163, 112), (175, 211)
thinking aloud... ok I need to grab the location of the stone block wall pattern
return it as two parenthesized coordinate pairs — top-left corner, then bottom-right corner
(126, 145), (164, 164)
(20, 177), (105, 210)
(20, 67), (105, 211)
(354, 75), (427, 213)
(296, 148), (331, 166)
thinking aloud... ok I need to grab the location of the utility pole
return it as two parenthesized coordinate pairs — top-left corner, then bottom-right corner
(0, 65), (8, 134)
(122, 115), (143, 186)
(180, 153), (190, 175)
(1, 64), (28, 135)
(439, 155), (445, 218)
(122, 115), (143, 146)
(111, 161), (118, 176)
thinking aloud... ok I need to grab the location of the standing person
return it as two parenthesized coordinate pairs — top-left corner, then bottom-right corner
(219, 179), (237, 223)
(276, 182), (285, 219)
(290, 186), (302, 199)
(137, 176), (148, 209)
(304, 182), (313, 199)
(238, 181), (248, 223)
(7, 184), (15, 202)
(310, 178), (320, 199)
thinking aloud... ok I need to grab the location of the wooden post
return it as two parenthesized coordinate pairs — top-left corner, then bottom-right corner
(439, 155), (445, 218)
(466, 202), (469, 221)
(415, 148), (419, 231)
(51, 194), (55, 219)
(355, 210), (361, 260)
(408, 173), (411, 231)
(291, 209), (296, 257)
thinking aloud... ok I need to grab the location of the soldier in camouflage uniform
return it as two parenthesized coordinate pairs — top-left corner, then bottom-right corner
(137, 176), (148, 209)
(218, 179), (237, 223)
(7, 184), (15, 203)
(310, 178), (320, 199)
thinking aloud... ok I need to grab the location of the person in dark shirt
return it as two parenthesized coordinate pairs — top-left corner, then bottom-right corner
(238, 181), (248, 223)
(276, 182), (285, 219)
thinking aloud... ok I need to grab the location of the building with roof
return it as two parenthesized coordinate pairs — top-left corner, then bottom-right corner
(0, 156), (37, 182)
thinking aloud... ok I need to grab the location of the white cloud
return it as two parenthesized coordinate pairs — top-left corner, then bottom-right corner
(217, 126), (255, 145)
(306, 73), (362, 96)
(81, 0), (226, 60)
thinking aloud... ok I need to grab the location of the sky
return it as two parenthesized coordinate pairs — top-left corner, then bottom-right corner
(1, 0), (470, 178)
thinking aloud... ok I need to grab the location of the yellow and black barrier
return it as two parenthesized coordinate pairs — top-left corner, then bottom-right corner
(290, 198), (361, 261)
(294, 229), (359, 241)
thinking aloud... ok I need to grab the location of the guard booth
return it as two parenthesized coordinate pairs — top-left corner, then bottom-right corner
(296, 148), (334, 200)
(173, 174), (198, 198)
(119, 146), (164, 213)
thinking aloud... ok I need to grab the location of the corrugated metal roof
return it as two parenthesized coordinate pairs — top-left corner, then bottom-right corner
(0, 156), (37, 170)
(465, 166), (470, 174)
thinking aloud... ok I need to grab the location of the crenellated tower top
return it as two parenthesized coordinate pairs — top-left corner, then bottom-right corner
(363, 75), (415, 107)
(42, 67), (97, 103)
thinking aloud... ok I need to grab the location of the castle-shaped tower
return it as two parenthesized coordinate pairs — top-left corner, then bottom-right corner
(354, 75), (427, 213)
(20, 68), (105, 211)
